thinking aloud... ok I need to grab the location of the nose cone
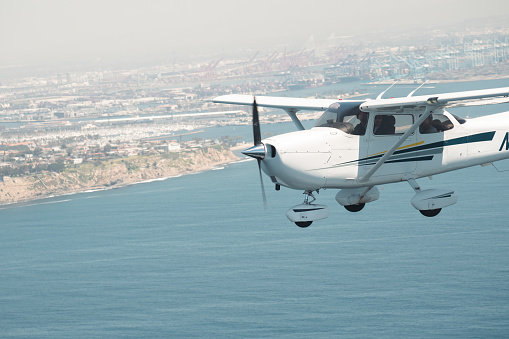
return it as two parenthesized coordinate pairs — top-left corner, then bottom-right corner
(242, 144), (266, 159)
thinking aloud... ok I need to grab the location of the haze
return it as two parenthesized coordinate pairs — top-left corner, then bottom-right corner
(1, 0), (508, 68)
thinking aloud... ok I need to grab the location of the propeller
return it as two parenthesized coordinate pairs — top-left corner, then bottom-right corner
(257, 157), (267, 208)
(242, 97), (267, 207)
(253, 97), (262, 146)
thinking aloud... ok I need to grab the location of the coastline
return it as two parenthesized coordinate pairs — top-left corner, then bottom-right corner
(368, 69), (509, 85)
(3, 74), (509, 208)
(0, 147), (240, 207)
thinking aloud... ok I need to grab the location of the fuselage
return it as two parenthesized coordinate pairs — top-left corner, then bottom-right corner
(260, 109), (509, 191)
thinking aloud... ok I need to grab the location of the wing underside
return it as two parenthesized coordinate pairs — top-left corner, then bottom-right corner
(213, 94), (341, 112)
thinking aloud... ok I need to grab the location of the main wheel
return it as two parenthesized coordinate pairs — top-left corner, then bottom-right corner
(295, 221), (313, 228)
(344, 203), (365, 212)
(419, 208), (441, 217)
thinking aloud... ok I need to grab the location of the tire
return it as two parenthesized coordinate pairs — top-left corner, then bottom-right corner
(419, 208), (441, 217)
(295, 221), (313, 228)
(344, 203), (365, 212)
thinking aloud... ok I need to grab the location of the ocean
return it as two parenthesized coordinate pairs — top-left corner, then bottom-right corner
(1, 79), (509, 338)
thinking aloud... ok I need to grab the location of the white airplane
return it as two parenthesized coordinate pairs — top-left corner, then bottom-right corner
(214, 85), (509, 227)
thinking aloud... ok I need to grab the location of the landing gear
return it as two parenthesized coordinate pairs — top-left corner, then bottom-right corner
(286, 190), (330, 228)
(408, 179), (456, 217)
(295, 221), (313, 228)
(344, 203), (365, 212)
(419, 208), (441, 217)
(335, 187), (379, 212)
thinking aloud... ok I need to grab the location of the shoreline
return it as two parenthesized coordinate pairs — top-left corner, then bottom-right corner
(0, 147), (240, 208)
(368, 74), (509, 85)
(0, 161), (239, 209)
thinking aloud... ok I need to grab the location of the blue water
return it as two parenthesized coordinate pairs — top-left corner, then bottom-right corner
(1, 160), (509, 338)
(2, 79), (509, 338)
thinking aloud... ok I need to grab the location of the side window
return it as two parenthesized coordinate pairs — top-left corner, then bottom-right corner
(432, 114), (455, 131)
(373, 115), (395, 135)
(395, 115), (414, 134)
(373, 114), (413, 135)
(419, 114), (452, 134)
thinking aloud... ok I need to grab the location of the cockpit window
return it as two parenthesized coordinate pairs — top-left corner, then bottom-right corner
(418, 113), (466, 134)
(420, 113), (462, 134)
(314, 102), (364, 135)
(451, 114), (466, 124)
(314, 102), (467, 136)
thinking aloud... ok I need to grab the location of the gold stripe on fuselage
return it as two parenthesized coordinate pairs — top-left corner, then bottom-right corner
(367, 140), (425, 157)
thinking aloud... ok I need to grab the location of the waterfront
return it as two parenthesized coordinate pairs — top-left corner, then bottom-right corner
(2, 77), (509, 206)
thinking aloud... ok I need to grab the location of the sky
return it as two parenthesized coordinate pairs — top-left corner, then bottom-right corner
(1, 0), (509, 68)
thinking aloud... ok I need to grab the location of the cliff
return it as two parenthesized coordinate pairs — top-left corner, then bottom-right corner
(0, 147), (239, 206)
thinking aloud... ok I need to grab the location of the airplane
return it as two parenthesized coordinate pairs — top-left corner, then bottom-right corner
(213, 85), (509, 227)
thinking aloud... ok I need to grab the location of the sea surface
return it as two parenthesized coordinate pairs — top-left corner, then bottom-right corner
(1, 79), (509, 338)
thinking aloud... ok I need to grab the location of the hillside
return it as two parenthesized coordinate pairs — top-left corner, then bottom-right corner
(0, 147), (238, 206)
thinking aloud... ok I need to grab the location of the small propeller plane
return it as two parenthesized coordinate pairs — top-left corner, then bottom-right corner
(213, 85), (509, 227)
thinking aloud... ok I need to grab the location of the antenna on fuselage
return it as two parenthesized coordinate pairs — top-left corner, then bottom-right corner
(376, 81), (397, 100)
(407, 80), (428, 97)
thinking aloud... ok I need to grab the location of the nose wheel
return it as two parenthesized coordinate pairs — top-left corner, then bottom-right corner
(295, 191), (317, 227)
(344, 203), (365, 212)
(286, 190), (330, 228)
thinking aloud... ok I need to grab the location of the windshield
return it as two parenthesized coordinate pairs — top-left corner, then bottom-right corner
(314, 102), (363, 135)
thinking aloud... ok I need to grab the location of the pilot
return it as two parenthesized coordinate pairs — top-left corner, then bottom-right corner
(373, 115), (383, 134)
(375, 115), (396, 135)
(353, 110), (368, 135)
(420, 115), (438, 134)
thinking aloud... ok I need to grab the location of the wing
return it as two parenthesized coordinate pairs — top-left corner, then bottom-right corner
(360, 87), (509, 113)
(213, 94), (339, 112)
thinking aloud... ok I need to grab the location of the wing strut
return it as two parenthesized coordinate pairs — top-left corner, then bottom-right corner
(285, 108), (305, 130)
(359, 103), (437, 183)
